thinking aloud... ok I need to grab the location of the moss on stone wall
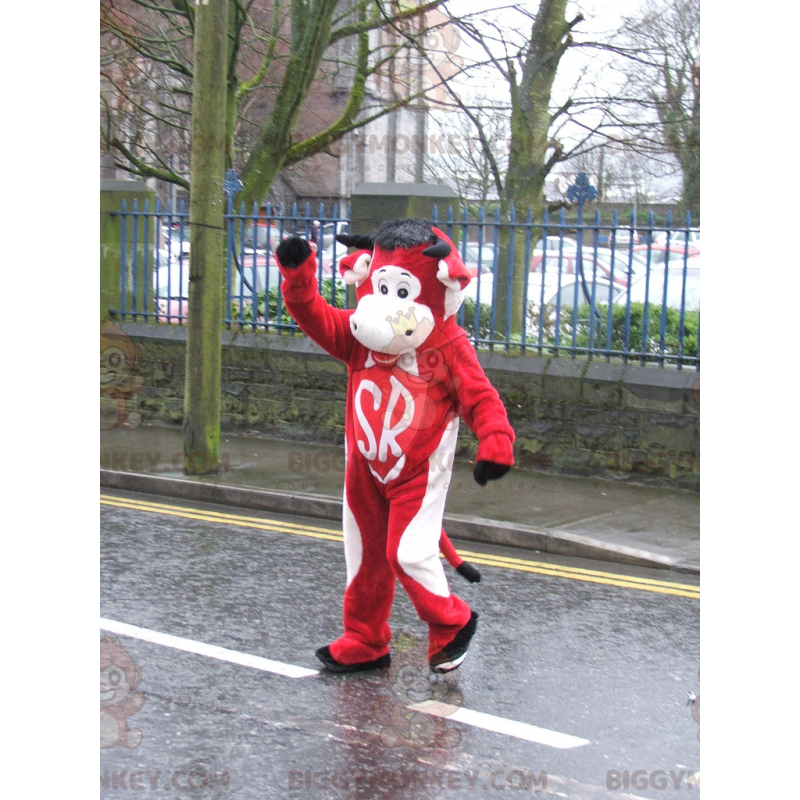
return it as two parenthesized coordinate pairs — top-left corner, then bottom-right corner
(120, 325), (699, 489)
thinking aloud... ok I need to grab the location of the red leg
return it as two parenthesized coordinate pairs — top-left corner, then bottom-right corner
(385, 427), (472, 659)
(328, 458), (395, 665)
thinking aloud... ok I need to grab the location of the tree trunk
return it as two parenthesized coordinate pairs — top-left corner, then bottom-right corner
(680, 84), (699, 219)
(238, 0), (339, 206)
(183, 0), (230, 475)
(494, 0), (574, 341)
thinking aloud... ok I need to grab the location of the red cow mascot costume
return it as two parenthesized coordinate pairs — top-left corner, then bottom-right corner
(276, 219), (515, 674)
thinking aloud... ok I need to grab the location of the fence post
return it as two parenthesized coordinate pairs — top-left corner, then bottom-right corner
(100, 180), (154, 322)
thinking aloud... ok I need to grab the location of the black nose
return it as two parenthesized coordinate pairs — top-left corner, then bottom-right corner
(405, 330), (413, 336)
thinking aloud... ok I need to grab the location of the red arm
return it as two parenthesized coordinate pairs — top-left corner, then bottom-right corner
(448, 329), (515, 468)
(276, 240), (355, 363)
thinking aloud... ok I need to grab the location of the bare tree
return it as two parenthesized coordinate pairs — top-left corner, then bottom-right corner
(612, 0), (699, 217)
(429, 0), (584, 338)
(423, 100), (509, 206)
(411, 0), (698, 339)
(100, 0), (448, 206)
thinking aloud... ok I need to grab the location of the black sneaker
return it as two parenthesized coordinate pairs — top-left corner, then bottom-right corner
(429, 611), (479, 673)
(315, 645), (391, 673)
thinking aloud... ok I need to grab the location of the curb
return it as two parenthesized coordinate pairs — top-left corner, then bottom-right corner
(100, 470), (699, 576)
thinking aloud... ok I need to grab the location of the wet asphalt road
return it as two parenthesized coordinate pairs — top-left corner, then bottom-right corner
(100, 490), (700, 800)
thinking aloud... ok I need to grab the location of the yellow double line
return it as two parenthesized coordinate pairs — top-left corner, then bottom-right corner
(100, 494), (699, 600)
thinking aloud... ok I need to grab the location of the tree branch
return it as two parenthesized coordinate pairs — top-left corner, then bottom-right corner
(329, 0), (443, 44)
(103, 131), (190, 188)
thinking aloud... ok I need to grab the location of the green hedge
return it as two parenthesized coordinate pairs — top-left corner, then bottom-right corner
(460, 297), (699, 359)
(572, 302), (699, 357)
(231, 289), (698, 362)
(230, 279), (346, 326)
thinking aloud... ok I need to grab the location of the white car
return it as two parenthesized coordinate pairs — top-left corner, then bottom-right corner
(534, 236), (579, 253)
(157, 226), (190, 265)
(653, 229), (700, 250)
(461, 242), (495, 276)
(242, 222), (283, 251)
(316, 221), (349, 251)
(532, 248), (647, 288)
(607, 228), (640, 246)
(542, 277), (616, 311)
(153, 262), (188, 300)
(616, 262), (701, 311)
(540, 263), (701, 313)
(463, 270), (555, 307)
(587, 248), (649, 279)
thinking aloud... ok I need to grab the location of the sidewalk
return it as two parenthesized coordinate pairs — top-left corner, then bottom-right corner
(101, 423), (699, 574)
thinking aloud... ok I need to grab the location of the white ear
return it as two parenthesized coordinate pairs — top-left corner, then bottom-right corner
(437, 259), (466, 319)
(342, 252), (371, 286)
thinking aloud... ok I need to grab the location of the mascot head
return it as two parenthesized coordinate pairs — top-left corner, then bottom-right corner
(336, 219), (471, 357)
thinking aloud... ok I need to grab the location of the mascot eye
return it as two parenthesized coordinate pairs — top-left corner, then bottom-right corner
(379, 280), (389, 295)
(109, 670), (121, 685)
(108, 353), (121, 367)
(397, 287), (409, 299)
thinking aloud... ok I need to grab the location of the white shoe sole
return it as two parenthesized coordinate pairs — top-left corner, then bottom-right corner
(431, 652), (467, 673)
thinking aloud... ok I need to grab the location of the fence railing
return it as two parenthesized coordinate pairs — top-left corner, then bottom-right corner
(109, 197), (700, 370)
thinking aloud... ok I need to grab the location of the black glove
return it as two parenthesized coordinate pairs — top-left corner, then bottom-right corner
(276, 237), (312, 268)
(456, 562), (482, 583)
(473, 461), (510, 486)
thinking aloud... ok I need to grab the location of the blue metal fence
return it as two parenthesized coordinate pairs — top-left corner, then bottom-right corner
(109, 180), (699, 370)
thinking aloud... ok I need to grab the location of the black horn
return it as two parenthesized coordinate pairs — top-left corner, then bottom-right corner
(336, 233), (375, 250)
(422, 236), (451, 259)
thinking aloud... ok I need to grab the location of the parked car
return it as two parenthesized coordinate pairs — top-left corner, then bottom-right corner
(319, 242), (350, 277)
(633, 243), (700, 265)
(542, 277), (616, 311)
(616, 262), (701, 311)
(653, 228), (700, 249)
(462, 242), (495, 277)
(153, 249), (336, 323)
(533, 236), (579, 253)
(531, 249), (646, 288)
(606, 228), (640, 246)
(241, 220), (284, 251)
(309, 220), (350, 252)
(463, 270), (555, 307)
(540, 259), (701, 313)
(153, 262), (189, 322)
(588, 248), (649, 278)
(157, 225), (190, 264)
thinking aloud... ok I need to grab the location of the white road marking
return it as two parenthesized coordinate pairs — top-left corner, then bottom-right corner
(100, 618), (590, 749)
(407, 700), (591, 749)
(100, 618), (319, 679)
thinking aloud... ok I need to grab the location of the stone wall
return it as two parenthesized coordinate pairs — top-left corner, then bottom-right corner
(117, 323), (699, 489)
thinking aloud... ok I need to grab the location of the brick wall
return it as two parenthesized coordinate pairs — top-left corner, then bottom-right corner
(116, 323), (699, 489)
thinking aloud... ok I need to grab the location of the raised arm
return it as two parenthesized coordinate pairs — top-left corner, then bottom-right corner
(275, 238), (355, 363)
(448, 330), (516, 485)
